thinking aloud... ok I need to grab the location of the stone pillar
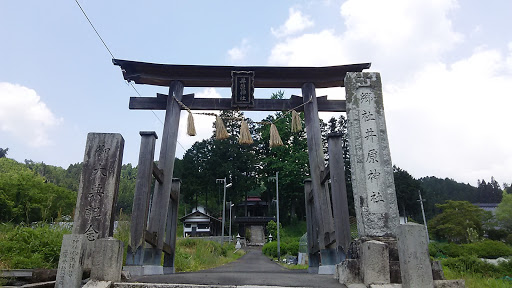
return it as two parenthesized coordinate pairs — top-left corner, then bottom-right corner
(144, 81), (183, 272)
(327, 133), (351, 263)
(56, 234), (87, 288)
(72, 133), (124, 268)
(163, 178), (181, 274)
(345, 72), (399, 237)
(360, 240), (390, 285)
(303, 83), (336, 266)
(125, 131), (158, 275)
(397, 223), (434, 287)
(91, 237), (124, 282)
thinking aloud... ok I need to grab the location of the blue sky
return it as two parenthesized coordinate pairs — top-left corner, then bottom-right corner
(1, 0), (511, 186)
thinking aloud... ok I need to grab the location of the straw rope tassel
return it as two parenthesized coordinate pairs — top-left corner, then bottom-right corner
(291, 110), (302, 132)
(239, 120), (253, 145)
(269, 123), (284, 148)
(187, 112), (197, 136)
(215, 115), (230, 140)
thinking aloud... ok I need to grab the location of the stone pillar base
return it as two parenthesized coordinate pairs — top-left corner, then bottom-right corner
(318, 265), (336, 275)
(140, 265), (163, 275)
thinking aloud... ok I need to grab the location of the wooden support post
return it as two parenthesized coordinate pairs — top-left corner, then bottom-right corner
(163, 178), (181, 274)
(304, 179), (319, 274)
(302, 83), (336, 267)
(327, 133), (351, 263)
(125, 131), (158, 270)
(143, 81), (183, 273)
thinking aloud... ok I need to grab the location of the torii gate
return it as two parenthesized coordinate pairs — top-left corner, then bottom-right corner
(113, 59), (371, 275)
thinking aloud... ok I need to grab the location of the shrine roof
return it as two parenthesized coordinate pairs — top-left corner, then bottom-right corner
(112, 59), (371, 88)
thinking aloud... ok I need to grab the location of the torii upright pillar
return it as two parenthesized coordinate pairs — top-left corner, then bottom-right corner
(142, 81), (183, 274)
(302, 82), (337, 271)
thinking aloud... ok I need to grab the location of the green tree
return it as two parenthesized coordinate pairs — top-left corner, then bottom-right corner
(428, 200), (491, 243)
(0, 148), (8, 158)
(496, 191), (512, 232)
(0, 158), (76, 223)
(393, 166), (422, 222)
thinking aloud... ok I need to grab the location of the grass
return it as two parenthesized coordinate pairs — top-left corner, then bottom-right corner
(0, 222), (70, 269)
(174, 238), (245, 272)
(444, 266), (512, 288)
(281, 263), (308, 270)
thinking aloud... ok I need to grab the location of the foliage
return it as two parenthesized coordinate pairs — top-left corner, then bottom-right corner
(443, 265), (512, 288)
(0, 223), (70, 269)
(266, 220), (283, 238)
(116, 164), (138, 215)
(262, 241), (280, 258)
(496, 191), (512, 232)
(286, 241), (299, 256)
(262, 238), (300, 258)
(428, 200), (491, 243)
(441, 255), (512, 278)
(180, 110), (259, 218)
(486, 229), (509, 242)
(430, 240), (512, 259)
(476, 177), (503, 203)
(393, 166), (422, 222)
(174, 238), (244, 272)
(0, 148), (8, 158)
(419, 177), (479, 220)
(0, 158), (76, 223)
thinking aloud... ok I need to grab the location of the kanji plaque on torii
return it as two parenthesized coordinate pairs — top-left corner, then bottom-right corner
(231, 71), (254, 107)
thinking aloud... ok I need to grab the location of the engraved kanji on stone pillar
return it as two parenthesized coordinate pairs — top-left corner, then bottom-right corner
(345, 72), (399, 237)
(72, 133), (124, 268)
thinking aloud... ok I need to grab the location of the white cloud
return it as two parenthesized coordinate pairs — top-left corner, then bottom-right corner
(227, 39), (251, 63)
(266, 0), (511, 184)
(269, 0), (463, 81)
(268, 30), (350, 66)
(0, 82), (62, 147)
(385, 47), (512, 184)
(271, 7), (314, 38)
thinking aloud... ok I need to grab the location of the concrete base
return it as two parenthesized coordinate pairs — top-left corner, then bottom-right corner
(369, 285), (401, 288)
(124, 265), (163, 275)
(307, 267), (319, 274)
(318, 265), (336, 275)
(143, 265), (163, 275)
(163, 267), (175, 274)
(123, 266), (143, 276)
(82, 280), (113, 288)
(347, 284), (367, 288)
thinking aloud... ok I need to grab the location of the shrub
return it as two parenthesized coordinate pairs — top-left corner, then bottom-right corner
(262, 241), (278, 258)
(286, 241), (299, 256)
(0, 223), (70, 269)
(430, 240), (512, 259)
(442, 256), (501, 277)
(466, 240), (512, 259)
(506, 234), (512, 246)
(486, 229), (509, 241)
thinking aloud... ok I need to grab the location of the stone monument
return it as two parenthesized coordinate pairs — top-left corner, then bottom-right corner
(345, 72), (400, 237)
(55, 234), (87, 288)
(72, 133), (124, 268)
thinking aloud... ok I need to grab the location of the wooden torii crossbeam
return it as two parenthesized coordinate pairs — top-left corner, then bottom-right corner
(113, 59), (371, 112)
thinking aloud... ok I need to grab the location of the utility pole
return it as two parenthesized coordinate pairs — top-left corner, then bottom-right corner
(216, 178), (232, 245)
(418, 190), (429, 243)
(269, 172), (280, 260)
(229, 202), (234, 243)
